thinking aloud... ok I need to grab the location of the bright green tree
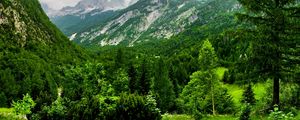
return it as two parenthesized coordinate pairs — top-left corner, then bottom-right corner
(198, 39), (219, 115)
(153, 58), (176, 113)
(236, 0), (300, 106)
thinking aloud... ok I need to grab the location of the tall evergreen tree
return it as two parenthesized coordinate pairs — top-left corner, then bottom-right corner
(128, 63), (138, 93)
(153, 58), (176, 113)
(198, 39), (219, 115)
(115, 49), (124, 68)
(139, 59), (151, 95)
(241, 84), (256, 105)
(236, 0), (300, 106)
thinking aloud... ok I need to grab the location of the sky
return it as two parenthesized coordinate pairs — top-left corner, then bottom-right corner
(39, 0), (81, 10)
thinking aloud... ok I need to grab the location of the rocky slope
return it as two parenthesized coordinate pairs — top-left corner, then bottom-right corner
(50, 0), (241, 46)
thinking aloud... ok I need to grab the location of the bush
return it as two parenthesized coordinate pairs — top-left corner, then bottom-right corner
(268, 105), (295, 120)
(12, 93), (36, 115)
(114, 93), (161, 120)
(33, 97), (67, 120)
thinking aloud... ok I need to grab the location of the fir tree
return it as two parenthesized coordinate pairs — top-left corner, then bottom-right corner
(128, 63), (138, 93)
(239, 104), (251, 120)
(236, 0), (300, 106)
(153, 58), (176, 113)
(241, 84), (256, 105)
(139, 59), (151, 95)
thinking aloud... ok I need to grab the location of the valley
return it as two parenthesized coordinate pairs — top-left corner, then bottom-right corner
(0, 0), (299, 120)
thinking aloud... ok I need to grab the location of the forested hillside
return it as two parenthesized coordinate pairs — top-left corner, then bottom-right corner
(0, 0), (300, 120)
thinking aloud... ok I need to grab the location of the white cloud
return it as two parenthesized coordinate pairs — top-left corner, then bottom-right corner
(39, 0), (81, 10)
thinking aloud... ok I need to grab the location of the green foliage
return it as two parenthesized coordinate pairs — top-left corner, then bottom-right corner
(112, 69), (129, 95)
(268, 105), (295, 120)
(0, 92), (8, 107)
(62, 62), (106, 100)
(241, 84), (256, 105)
(128, 63), (138, 93)
(138, 59), (151, 95)
(236, 0), (300, 106)
(114, 93), (162, 120)
(222, 70), (235, 84)
(153, 58), (176, 113)
(198, 39), (218, 70)
(239, 104), (251, 120)
(39, 97), (67, 119)
(180, 71), (234, 115)
(12, 93), (36, 115)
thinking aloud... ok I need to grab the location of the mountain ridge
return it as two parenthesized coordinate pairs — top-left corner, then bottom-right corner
(61, 0), (240, 46)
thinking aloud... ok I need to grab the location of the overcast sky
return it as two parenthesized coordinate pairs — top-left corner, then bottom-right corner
(39, 0), (81, 10)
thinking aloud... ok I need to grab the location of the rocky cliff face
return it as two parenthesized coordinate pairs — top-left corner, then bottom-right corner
(61, 0), (240, 46)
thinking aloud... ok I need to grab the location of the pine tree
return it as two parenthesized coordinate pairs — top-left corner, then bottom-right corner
(241, 84), (256, 105)
(115, 49), (124, 68)
(153, 58), (176, 113)
(236, 0), (300, 106)
(139, 59), (151, 95)
(128, 63), (138, 93)
(169, 66), (180, 98)
(239, 104), (251, 120)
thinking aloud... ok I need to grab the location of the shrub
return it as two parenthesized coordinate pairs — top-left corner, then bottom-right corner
(268, 105), (295, 120)
(114, 93), (161, 120)
(12, 93), (36, 115)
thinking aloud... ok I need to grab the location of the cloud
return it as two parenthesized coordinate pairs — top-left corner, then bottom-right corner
(39, 0), (81, 10)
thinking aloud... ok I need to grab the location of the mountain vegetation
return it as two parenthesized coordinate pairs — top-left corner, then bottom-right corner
(0, 0), (299, 120)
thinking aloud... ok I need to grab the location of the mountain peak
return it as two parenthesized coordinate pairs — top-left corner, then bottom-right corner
(46, 0), (138, 17)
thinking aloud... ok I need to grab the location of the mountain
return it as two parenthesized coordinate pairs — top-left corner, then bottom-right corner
(0, 0), (87, 107)
(55, 0), (138, 17)
(49, 0), (241, 47)
(44, 0), (138, 39)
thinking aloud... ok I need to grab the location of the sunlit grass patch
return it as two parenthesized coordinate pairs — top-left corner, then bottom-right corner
(162, 114), (194, 120)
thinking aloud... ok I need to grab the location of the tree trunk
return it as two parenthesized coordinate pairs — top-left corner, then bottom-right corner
(273, 76), (280, 107)
(211, 79), (216, 116)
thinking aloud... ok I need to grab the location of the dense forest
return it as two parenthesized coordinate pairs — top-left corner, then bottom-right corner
(0, 0), (299, 120)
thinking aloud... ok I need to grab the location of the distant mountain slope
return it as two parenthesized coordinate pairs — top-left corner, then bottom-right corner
(50, 0), (241, 46)
(0, 0), (87, 107)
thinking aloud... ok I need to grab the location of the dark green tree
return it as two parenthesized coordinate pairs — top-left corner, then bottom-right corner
(153, 58), (176, 113)
(0, 92), (7, 107)
(128, 63), (138, 93)
(139, 59), (151, 95)
(239, 104), (251, 120)
(236, 0), (300, 106)
(115, 49), (124, 68)
(241, 84), (256, 105)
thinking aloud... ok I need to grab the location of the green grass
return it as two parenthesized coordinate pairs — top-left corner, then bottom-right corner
(252, 82), (268, 101)
(162, 114), (194, 120)
(202, 115), (236, 120)
(224, 84), (244, 107)
(0, 108), (13, 113)
(162, 114), (237, 120)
